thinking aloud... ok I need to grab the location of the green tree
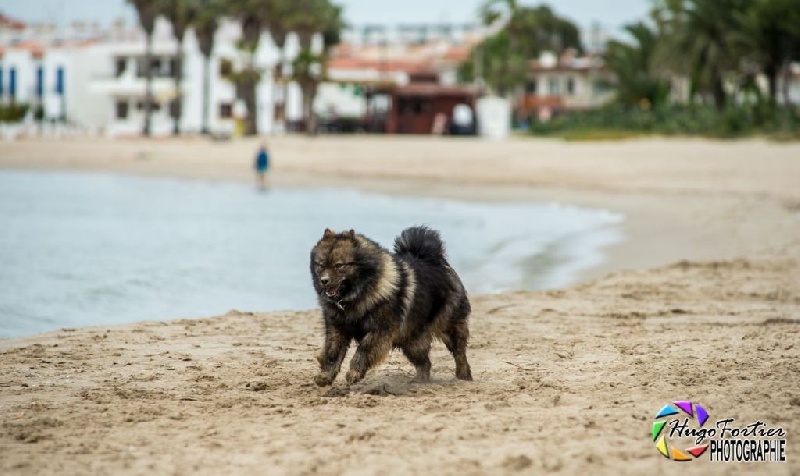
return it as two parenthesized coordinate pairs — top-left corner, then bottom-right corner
(227, 0), (270, 136)
(193, 0), (221, 135)
(128, 0), (158, 136)
(605, 22), (671, 108)
(263, 0), (293, 132)
(458, 31), (527, 95)
(461, 3), (583, 95)
(160, 0), (199, 135)
(749, 0), (800, 103)
(654, 0), (755, 110)
(288, 0), (343, 135)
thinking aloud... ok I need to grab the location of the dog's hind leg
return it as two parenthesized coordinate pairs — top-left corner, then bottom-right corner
(442, 320), (472, 381)
(401, 333), (432, 382)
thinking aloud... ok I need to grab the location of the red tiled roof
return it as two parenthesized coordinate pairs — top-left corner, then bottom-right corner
(12, 40), (45, 57)
(328, 57), (435, 74)
(328, 42), (474, 72)
(443, 46), (470, 62)
(0, 13), (26, 30)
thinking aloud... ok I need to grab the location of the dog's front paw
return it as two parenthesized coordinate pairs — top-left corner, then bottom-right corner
(345, 369), (363, 385)
(314, 373), (334, 387)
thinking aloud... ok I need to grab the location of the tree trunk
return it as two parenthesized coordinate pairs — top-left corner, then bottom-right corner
(710, 69), (726, 111)
(143, 31), (154, 136)
(781, 59), (792, 106)
(304, 83), (318, 136)
(239, 76), (259, 136)
(273, 59), (284, 134)
(173, 37), (184, 136)
(765, 61), (778, 105)
(202, 54), (211, 135)
(246, 78), (258, 136)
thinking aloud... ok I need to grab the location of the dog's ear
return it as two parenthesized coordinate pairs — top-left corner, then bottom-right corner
(345, 229), (356, 241)
(323, 228), (336, 239)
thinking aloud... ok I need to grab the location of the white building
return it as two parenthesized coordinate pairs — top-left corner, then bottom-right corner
(1, 14), (304, 136)
(0, 41), (69, 124)
(521, 51), (616, 117)
(82, 18), (305, 136)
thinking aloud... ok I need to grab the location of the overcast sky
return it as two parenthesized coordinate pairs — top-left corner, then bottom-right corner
(0, 0), (651, 33)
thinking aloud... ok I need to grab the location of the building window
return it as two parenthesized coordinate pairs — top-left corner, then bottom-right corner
(115, 57), (126, 77)
(115, 99), (129, 119)
(9, 67), (17, 100)
(136, 57), (166, 77)
(219, 58), (233, 79)
(566, 77), (575, 96)
(548, 77), (559, 95)
(169, 58), (181, 78)
(36, 66), (44, 97)
(525, 78), (537, 94)
(55, 67), (65, 95)
(219, 102), (233, 119)
(135, 99), (160, 112)
(151, 57), (162, 75)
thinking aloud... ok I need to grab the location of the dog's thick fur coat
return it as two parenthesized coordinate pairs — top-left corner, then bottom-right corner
(310, 226), (472, 385)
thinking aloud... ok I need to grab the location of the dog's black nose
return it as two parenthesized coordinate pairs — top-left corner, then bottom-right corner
(320, 276), (330, 285)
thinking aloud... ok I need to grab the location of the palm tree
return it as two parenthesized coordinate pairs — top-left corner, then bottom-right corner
(229, 0), (288, 136)
(749, 0), (800, 104)
(605, 22), (671, 108)
(289, 0), (343, 134)
(128, 0), (159, 136)
(479, 0), (518, 97)
(193, 0), (220, 135)
(479, 0), (517, 27)
(160, 0), (198, 135)
(264, 0), (291, 133)
(464, 2), (582, 96)
(233, 0), (269, 136)
(654, 0), (754, 110)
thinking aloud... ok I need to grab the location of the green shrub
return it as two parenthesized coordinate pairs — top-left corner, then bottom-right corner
(529, 104), (800, 140)
(0, 103), (30, 123)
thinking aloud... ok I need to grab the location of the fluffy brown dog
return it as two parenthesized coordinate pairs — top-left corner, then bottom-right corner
(310, 226), (472, 386)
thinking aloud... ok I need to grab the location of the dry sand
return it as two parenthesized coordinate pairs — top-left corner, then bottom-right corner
(1, 136), (799, 475)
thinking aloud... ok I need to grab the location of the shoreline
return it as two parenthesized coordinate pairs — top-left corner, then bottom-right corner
(2, 136), (798, 289)
(0, 170), (623, 339)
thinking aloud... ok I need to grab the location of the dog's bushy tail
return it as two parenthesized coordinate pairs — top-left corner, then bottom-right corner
(394, 226), (446, 265)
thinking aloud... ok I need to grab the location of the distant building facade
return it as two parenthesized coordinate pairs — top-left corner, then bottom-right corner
(313, 22), (489, 133)
(519, 51), (615, 121)
(0, 13), (304, 136)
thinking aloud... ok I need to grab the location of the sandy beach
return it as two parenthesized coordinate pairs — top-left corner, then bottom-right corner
(1, 136), (799, 475)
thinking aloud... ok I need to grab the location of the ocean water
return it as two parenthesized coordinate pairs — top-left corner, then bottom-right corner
(0, 170), (623, 338)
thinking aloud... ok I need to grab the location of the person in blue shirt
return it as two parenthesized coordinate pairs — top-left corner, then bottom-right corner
(254, 142), (270, 189)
